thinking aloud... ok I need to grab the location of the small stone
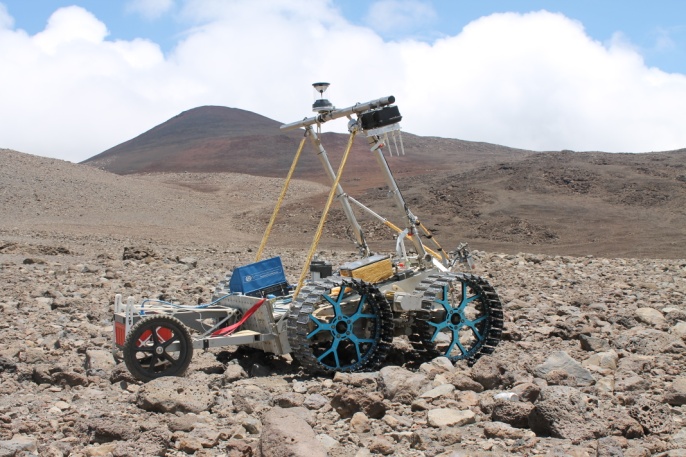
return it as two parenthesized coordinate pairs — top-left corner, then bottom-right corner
(292, 380), (308, 393)
(225, 440), (255, 457)
(491, 399), (534, 428)
(350, 412), (371, 433)
(615, 374), (649, 392)
(273, 392), (305, 408)
(511, 382), (541, 403)
(315, 433), (338, 451)
(177, 256), (198, 267)
(471, 357), (504, 390)
(583, 350), (619, 371)
(427, 408), (476, 427)
(411, 399), (431, 411)
(629, 397), (674, 435)
(84, 442), (118, 456)
(672, 322), (686, 340)
(85, 349), (116, 373)
(664, 377), (686, 406)
(177, 436), (204, 453)
(303, 394), (329, 410)
(223, 364), (247, 383)
(446, 372), (484, 393)
(260, 407), (326, 457)
(635, 307), (666, 328)
(54, 401), (70, 410)
(0, 435), (38, 454)
(240, 415), (262, 434)
(420, 383), (455, 400)
(533, 351), (595, 387)
(579, 334), (611, 352)
(332, 371), (379, 389)
(483, 422), (536, 439)
(436, 427), (462, 445)
(368, 436), (395, 455)
(595, 376), (615, 395)
(419, 357), (454, 377)
(379, 366), (429, 404)
(331, 387), (386, 419)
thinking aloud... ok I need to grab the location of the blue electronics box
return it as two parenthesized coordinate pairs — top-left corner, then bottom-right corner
(229, 257), (289, 297)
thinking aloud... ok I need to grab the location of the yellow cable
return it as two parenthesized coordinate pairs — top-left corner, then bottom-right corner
(419, 221), (446, 263)
(255, 136), (307, 262)
(293, 131), (357, 299)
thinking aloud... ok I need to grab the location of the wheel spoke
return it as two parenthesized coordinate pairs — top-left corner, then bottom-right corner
(437, 287), (453, 314)
(347, 335), (364, 361)
(428, 320), (449, 341)
(316, 338), (341, 367)
(411, 273), (503, 363)
(161, 335), (177, 349)
(465, 320), (485, 341)
(306, 314), (334, 339)
(150, 327), (160, 345)
(353, 294), (367, 316)
(323, 287), (346, 317)
(161, 351), (177, 364)
(146, 353), (159, 371)
(454, 331), (468, 356)
(349, 334), (375, 345)
(443, 330), (459, 356)
(459, 293), (479, 311)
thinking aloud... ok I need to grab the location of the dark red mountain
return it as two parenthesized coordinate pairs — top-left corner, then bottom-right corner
(82, 105), (531, 187)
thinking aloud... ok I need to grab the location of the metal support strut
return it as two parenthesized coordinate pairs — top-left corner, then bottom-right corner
(305, 126), (370, 257)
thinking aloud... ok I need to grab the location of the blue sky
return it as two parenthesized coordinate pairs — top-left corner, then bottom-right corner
(2, 0), (686, 162)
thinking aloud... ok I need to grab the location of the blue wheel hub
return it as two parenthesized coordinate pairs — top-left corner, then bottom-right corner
(428, 281), (488, 360)
(306, 284), (381, 371)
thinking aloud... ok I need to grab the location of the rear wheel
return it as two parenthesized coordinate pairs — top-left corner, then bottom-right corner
(410, 273), (503, 364)
(123, 315), (193, 382)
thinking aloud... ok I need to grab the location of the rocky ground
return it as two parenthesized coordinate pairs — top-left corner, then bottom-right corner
(1, 149), (685, 456)
(0, 229), (685, 457)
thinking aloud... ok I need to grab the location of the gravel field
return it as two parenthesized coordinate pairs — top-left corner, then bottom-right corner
(0, 149), (685, 456)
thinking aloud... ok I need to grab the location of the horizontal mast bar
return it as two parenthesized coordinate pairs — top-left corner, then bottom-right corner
(280, 95), (395, 131)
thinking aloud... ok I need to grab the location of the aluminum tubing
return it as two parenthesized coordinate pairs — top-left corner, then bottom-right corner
(280, 95), (395, 131)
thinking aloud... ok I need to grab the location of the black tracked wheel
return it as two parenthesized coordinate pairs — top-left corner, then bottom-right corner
(123, 315), (193, 382)
(287, 278), (394, 374)
(410, 272), (503, 364)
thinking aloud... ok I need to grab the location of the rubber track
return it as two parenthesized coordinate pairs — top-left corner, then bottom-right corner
(409, 272), (504, 365)
(286, 277), (394, 374)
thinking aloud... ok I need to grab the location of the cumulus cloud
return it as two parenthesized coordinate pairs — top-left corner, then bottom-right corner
(33, 6), (109, 52)
(1, 0), (686, 162)
(125, 0), (175, 20)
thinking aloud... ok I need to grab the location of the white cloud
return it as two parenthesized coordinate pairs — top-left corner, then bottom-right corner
(652, 27), (676, 52)
(1, 1), (686, 162)
(126, 0), (175, 20)
(33, 6), (109, 53)
(0, 3), (13, 29)
(363, 0), (436, 34)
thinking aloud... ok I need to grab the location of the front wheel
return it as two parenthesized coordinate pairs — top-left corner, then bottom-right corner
(410, 273), (503, 363)
(123, 315), (193, 381)
(287, 279), (393, 374)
